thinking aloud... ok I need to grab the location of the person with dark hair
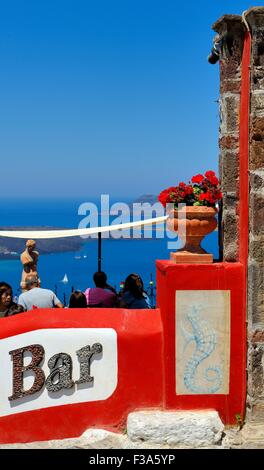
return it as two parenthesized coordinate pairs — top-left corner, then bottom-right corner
(69, 291), (87, 308)
(119, 273), (150, 309)
(0, 282), (24, 318)
(84, 271), (117, 307)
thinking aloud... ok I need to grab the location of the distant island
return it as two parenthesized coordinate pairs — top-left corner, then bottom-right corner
(0, 227), (84, 260)
(0, 196), (161, 259)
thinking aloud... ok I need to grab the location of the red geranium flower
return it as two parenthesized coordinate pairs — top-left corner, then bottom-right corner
(158, 171), (222, 208)
(208, 176), (219, 186)
(191, 174), (204, 184)
(205, 170), (216, 178)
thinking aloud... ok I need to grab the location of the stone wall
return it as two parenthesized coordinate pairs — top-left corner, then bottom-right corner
(214, 7), (264, 430)
(212, 15), (245, 262)
(245, 7), (264, 425)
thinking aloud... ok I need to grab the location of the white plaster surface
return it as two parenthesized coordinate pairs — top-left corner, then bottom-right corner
(0, 328), (117, 417)
(127, 410), (224, 447)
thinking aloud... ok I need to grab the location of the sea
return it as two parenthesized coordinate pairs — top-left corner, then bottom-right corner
(0, 198), (219, 305)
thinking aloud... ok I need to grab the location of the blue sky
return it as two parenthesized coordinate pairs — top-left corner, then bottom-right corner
(0, 0), (262, 199)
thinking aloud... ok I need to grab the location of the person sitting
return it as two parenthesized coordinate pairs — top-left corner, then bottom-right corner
(84, 271), (118, 307)
(0, 282), (24, 318)
(69, 291), (87, 308)
(18, 274), (64, 311)
(119, 273), (150, 309)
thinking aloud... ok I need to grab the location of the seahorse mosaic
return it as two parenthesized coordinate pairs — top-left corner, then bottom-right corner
(182, 306), (222, 394)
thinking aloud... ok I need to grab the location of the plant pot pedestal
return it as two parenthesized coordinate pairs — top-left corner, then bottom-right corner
(170, 251), (213, 263)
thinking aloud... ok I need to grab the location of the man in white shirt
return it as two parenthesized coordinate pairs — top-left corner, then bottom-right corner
(18, 274), (64, 311)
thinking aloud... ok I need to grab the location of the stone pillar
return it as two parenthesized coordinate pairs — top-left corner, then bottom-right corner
(212, 16), (245, 261)
(244, 7), (264, 426)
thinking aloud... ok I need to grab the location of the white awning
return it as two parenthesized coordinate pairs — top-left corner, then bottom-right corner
(0, 215), (168, 239)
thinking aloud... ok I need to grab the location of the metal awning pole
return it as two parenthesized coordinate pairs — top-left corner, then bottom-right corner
(98, 231), (102, 272)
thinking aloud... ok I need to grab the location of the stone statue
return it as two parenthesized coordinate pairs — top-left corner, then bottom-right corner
(20, 240), (39, 291)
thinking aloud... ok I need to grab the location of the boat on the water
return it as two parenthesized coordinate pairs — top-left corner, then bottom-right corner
(61, 273), (68, 283)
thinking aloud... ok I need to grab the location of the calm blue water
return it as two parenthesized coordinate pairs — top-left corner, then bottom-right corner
(0, 198), (219, 302)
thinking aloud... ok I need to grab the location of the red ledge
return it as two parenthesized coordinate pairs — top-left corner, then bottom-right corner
(156, 259), (243, 273)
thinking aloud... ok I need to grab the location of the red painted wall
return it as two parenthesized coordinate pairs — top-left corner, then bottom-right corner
(156, 260), (246, 425)
(0, 308), (164, 444)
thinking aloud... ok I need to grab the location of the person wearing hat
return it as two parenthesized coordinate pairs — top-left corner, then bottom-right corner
(20, 240), (39, 292)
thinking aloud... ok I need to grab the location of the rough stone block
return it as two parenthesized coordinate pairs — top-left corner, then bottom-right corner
(248, 262), (264, 325)
(223, 242), (238, 262)
(251, 116), (264, 140)
(127, 410), (224, 447)
(222, 205), (239, 261)
(222, 192), (238, 209)
(249, 237), (264, 265)
(221, 426), (243, 448)
(222, 209), (238, 244)
(246, 7), (264, 30)
(253, 66), (264, 90)
(252, 31), (264, 69)
(220, 61), (241, 82)
(220, 95), (240, 135)
(220, 80), (241, 94)
(248, 345), (264, 399)
(222, 151), (239, 192)
(250, 141), (264, 170)
(252, 90), (264, 117)
(250, 170), (264, 191)
(250, 329), (264, 343)
(241, 422), (264, 444)
(219, 135), (239, 150)
(249, 192), (264, 235)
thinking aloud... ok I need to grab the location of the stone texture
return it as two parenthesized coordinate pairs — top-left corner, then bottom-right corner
(250, 141), (264, 170)
(126, 411), (224, 447)
(251, 91), (264, 117)
(220, 80), (241, 94)
(248, 262), (264, 326)
(250, 170), (264, 191)
(219, 135), (239, 150)
(222, 192), (238, 209)
(250, 117), (264, 169)
(247, 344), (264, 399)
(249, 192), (264, 235)
(253, 66), (264, 90)
(221, 151), (239, 192)
(222, 208), (239, 261)
(1, 423), (264, 449)
(220, 95), (240, 135)
(241, 422), (264, 444)
(249, 237), (264, 265)
(245, 7), (264, 30)
(251, 330), (264, 343)
(248, 8), (264, 428)
(221, 426), (243, 448)
(0, 429), (128, 449)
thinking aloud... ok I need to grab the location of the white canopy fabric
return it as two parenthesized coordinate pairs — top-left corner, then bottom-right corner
(0, 215), (168, 239)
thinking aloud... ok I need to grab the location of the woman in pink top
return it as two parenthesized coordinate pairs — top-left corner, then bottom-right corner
(84, 272), (118, 307)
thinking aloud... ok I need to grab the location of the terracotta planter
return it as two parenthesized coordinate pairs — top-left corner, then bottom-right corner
(166, 206), (218, 263)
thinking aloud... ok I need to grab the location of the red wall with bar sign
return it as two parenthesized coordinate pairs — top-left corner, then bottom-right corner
(0, 308), (164, 444)
(0, 262), (246, 444)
